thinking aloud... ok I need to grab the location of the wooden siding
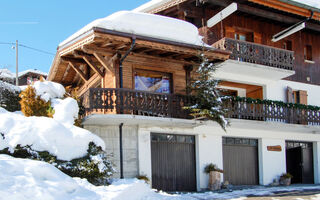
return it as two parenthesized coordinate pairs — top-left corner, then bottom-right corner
(203, 10), (320, 85)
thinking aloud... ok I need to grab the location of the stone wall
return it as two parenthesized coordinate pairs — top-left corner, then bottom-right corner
(84, 125), (139, 178)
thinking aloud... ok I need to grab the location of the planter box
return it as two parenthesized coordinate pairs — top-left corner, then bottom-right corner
(280, 178), (291, 186)
(208, 171), (222, 190)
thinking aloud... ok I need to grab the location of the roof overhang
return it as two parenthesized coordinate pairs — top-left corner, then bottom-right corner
(48, 27), (230, 85)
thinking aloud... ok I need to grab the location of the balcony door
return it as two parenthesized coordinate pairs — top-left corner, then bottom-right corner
(134, 69), (172, 93)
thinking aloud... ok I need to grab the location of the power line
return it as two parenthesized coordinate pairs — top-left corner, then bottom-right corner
(19, 44), (55, 56)
(0, 41), (55, 56)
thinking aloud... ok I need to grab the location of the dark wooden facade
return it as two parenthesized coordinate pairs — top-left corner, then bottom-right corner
(154, 0), (320, 85)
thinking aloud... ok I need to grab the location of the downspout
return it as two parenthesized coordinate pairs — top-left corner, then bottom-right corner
(118, 37), (136, 179)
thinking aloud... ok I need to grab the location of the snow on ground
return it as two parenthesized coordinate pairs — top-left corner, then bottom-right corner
(0, 107), (104, 161)
(59, 11), (205, 47)
(1, 154), (320, 200)
(0, 155), (99, 200)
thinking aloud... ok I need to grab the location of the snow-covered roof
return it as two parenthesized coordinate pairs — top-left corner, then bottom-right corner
(59, 11), (205, 48)
(18, 69), (48, 77)
(134, 0), (320, 13)
(0, 69), (15, 80)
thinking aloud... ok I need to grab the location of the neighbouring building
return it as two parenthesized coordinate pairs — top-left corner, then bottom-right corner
(0, 68), (47, 86)
(48, 0), (320, 192)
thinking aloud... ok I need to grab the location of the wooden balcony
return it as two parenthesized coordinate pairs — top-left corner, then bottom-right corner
(81, 88), (320, 126)
(81, 88), (194, 119)
(212, 37), (294, 71)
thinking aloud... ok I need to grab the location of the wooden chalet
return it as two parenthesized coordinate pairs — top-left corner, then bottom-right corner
(48, 26), (229, 118)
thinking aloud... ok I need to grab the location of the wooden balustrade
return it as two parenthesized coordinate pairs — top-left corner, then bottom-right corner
(81, 88), (195, 119)
(81, 88), (320, 125)
(212, 37), (294, 70)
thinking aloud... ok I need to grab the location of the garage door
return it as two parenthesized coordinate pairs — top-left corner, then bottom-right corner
(151, 133), (196, 192)
(223, 137), (259, 185)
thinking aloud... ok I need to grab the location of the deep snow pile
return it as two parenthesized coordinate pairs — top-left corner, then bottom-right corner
(0, 80), (104, 161)
(0, 155), (100, 200)
(0, 68), (15, 80)
(59, 11), (205, 47)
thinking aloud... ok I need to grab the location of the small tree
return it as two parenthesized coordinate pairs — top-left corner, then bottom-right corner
(185, 53), (229, 131)
(19, 86), (54, 117)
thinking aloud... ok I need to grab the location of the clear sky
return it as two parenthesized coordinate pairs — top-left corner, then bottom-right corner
(0, 0), (149, 73)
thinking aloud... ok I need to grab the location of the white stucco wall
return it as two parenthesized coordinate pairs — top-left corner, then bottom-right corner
(265, 80), (320, 106)
(137, 128), (152, 181)
(259, 139), (286, 185)
(313, 142), (320, 184)
(197, 134), (223, 190)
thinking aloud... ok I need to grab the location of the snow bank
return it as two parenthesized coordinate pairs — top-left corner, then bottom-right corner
(60, 11), (205, 47)
(51, 97), (79, 127)
(0, 108), (105, 161)
(0, 155), (99, 200)
(33, 80), (65, 102)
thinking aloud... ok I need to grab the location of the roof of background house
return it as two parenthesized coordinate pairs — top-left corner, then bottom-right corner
(134, 0), (320, 16)
(0, 69), (15, 79)
(18, 69), (48, 77)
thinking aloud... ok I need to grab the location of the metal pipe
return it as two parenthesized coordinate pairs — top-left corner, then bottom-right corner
(119, 123), (124, 179)
(119, 37), (136, 88)
(118, 38), (135, 179)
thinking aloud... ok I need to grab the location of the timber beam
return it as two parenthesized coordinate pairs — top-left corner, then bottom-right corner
(68, 62), (88, 82)
(82, 55), (104, 78)
(93, 52), (118, 73)
(204, 0), (320, 32)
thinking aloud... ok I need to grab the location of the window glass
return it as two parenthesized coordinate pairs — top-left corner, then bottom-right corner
(134, 70), (171, 93)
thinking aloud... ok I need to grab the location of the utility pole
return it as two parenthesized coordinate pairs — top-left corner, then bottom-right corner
(15, 40), (19, 86)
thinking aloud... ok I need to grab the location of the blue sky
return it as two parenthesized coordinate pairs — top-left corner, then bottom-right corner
(0, 0), (149, 73)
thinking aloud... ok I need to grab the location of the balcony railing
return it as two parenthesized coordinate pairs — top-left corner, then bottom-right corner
(81, 88), (194, 119)
(81, 88), (320, 126)
(212, 37), (294, 70)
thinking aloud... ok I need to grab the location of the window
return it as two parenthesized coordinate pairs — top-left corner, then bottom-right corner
(283, 40), (292, 51)
(304, 45), (312, 61)
(234, 31), (253, 42)
(134, 69), (172, 93)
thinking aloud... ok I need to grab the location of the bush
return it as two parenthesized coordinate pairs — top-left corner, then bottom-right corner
(19, 86), (54, 117)
(204, 163), (224, 174)
(0, 140), (114, 186)
(136, 175), (150, 184)
(0, 81), (20, 112)
(280, 173), (293, 179)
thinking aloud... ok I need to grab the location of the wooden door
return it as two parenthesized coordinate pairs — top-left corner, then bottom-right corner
(151, 133), (196, 192)
(223, 137), (259, 185)
(286, 141), (314, 184)
(302, 147), (314, 183)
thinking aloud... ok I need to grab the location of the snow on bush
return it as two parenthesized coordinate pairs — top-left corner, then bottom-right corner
(33, 80), (65, 102)
(51, 97), (79, 127)
(0, 108), (104, 161)
(0, 80), (21, 112)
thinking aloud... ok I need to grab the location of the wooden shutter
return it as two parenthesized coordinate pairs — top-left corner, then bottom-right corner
(287, 87), (294, 103)
(225, 26), (235, 38)
(254, 32), (262, 44)
(299, 90), (308, 105)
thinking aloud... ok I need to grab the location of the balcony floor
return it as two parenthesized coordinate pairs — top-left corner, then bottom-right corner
(214, 59), (296, 85)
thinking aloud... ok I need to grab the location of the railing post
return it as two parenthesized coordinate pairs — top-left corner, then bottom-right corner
(168, 94), (172, 118)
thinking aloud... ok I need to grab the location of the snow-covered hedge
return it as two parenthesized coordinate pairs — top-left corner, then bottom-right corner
(0, 80), (21, 112)
(0, 80), (115, 185)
